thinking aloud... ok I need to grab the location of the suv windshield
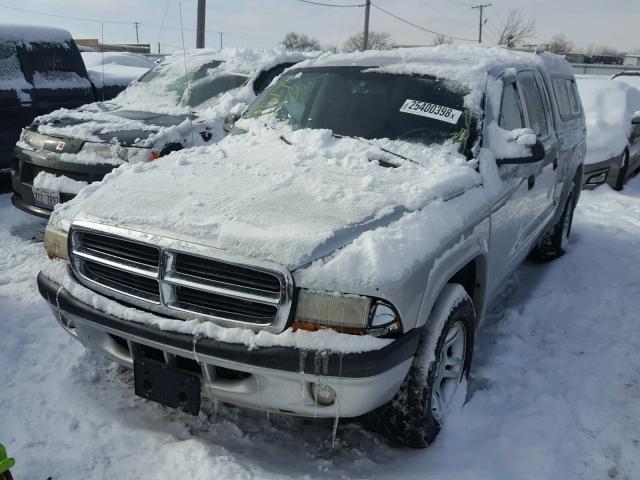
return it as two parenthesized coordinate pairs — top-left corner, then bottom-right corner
(244, 67), (470, 146)
(133, 60), (248, 108)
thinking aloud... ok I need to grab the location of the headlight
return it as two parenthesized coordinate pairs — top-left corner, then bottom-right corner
(44, 224), (69, 260)
(80, 142), (149, 162)
(293, 289), (401, 336)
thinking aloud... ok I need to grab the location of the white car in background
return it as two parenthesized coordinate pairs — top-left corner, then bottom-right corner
(81, 51), (154, 100)
(577, 75), (640, 190)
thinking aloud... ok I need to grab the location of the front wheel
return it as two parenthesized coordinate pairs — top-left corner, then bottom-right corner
(363, 284), (475, 448)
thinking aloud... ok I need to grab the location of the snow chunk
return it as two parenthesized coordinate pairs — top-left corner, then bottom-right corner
(33, 171), (87, 194)
(41, 261), (392, 353)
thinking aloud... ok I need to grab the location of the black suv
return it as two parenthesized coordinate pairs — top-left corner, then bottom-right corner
(0, 25), (94, 173)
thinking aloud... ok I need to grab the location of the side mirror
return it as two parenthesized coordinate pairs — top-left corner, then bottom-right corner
(223, 112), (241, 133)
(497, 140), (545, 165)
(632, 111), (640, 125)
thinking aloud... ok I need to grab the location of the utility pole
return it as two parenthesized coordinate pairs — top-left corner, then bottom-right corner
(471, 3), (491, 44)
(220, 32), (223, 50)
(134, 21), (140, 44)
(362, 0), (371, 51)
(196, 0), (206, 48)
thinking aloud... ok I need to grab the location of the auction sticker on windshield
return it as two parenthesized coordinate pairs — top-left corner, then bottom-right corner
(399, 99), (462, 125)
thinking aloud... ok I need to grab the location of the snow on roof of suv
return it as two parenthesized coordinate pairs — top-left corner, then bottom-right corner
(0, 24), (74, 44)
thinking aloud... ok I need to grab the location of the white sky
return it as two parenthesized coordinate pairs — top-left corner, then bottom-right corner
(0, 0), (638, 53)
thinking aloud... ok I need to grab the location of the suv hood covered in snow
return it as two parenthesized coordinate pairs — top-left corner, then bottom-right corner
(34, 106), (196, 146)
(49, 120), (482, 269)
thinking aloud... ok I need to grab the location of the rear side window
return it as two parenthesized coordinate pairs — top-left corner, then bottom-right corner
(499, 83), (524, 130)
(567, 81), (582, 115)
(553, 77), (579, 119)
(27, 42), (82, 75)
(519, 71), (548, 137)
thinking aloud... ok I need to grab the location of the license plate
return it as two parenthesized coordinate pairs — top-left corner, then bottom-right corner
(134, 357), (201, 416)
(32, 188), (60, 208)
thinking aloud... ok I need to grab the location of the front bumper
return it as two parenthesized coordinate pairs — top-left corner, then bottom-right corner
(38, 272), (419, 418)
(582, 154), (621, 189)
(11, 145), (116, 218)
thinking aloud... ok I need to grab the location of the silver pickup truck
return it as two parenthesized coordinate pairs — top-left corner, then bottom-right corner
(38, 46), (585, 448)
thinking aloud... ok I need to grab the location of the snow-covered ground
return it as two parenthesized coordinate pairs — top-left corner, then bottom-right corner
(2, 176), (640, 478)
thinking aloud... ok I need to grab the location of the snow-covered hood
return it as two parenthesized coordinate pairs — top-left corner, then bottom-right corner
(50, 120), (482, 269)
(35, 105), (195, 146)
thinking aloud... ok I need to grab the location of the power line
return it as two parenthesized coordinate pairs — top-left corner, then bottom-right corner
(370, 2), (476, 42)
(296, 0), (365, 7)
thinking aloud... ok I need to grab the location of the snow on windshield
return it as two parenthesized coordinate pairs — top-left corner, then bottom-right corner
(81, 52), (153, 88)
(576, 75), (640, 165)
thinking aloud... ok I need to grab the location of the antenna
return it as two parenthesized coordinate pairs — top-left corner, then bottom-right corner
(178, 0), (195, 145)
(101, 23), (105, 102)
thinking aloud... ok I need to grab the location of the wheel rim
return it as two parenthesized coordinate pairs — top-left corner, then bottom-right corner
(431, 320), (466, 423)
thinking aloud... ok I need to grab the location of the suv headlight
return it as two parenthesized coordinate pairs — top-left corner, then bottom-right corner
(44, 224), (69, 260)
(80, 142), (149, 162)
(292, 289), (401, 337)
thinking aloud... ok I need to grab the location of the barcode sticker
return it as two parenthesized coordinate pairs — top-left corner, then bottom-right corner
(399, 99), (463, 124)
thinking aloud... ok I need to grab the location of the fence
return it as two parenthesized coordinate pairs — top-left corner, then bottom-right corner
(571, 63), (640, 77)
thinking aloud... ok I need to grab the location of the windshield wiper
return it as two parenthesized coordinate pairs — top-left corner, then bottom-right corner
(332, 133), (417, 167)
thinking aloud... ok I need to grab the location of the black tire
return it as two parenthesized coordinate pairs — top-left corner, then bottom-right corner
(531, 185), (576, 262)
(614, 150), (629, 191)
(362, 285), (475, 448)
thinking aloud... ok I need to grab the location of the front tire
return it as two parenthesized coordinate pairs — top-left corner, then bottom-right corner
(363, 285), (475, 448)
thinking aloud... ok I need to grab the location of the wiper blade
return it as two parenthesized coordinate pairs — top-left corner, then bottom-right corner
(332, 133), (417, 166)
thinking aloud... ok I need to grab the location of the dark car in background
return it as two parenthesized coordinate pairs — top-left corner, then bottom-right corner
(11, 48), (309, 217)
(0, 25), (94, 175)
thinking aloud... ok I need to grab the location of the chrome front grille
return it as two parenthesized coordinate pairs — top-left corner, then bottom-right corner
(69, 223), (293, 332)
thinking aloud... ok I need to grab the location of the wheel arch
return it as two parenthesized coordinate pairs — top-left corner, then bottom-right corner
(415, 240), (489, 333)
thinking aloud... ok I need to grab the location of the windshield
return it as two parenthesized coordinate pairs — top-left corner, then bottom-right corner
(132, 59), (248, 109)
(244, 67), (471, 146)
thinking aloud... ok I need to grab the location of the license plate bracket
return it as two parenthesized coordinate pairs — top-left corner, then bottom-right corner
(32, 187), (60, 208)
(134, 357), (201, 416)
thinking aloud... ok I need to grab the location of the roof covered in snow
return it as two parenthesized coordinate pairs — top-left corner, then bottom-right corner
(0, 24), (73, 45)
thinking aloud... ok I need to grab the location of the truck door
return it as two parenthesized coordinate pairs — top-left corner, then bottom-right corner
(487, 79), (537, 292)
(517, 70), (559, 238)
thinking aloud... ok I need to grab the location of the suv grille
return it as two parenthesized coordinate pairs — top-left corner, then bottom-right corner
(70, 228), (290, 329)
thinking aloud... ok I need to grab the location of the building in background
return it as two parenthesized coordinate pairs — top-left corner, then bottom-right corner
(74, 39), (151, 54)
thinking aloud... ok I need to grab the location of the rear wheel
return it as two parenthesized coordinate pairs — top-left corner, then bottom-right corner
(531, 185), (576, 262)
(614, 150), (629, 191)
(363, 285), (475, 448)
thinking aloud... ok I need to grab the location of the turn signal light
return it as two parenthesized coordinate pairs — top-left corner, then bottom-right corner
(150, 150), (161, 160)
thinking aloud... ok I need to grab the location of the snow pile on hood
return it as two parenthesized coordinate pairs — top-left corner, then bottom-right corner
(577, 75), (640, 165)
(49, 118), (481, 273)
(296, 45), (551, 112)
(33, 48), (311, 149)
(81, 52), (153, 88)
(33, 171), (87, 194)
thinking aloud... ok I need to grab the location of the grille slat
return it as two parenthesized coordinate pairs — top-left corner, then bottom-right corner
(81, 232), (160, 267)
(176, 286), (277, 320)
(175, 254), (281, 293)
(71, 229), (287, 328)
(84, 261), (160, 302)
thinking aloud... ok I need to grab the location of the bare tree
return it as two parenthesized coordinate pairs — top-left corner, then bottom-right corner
(282, 32), (321, 52)
(497, 9), (536, 48)
(343, 31), (396, 52)
(432, 34), (452, 46)
(547, 34), (573, 54)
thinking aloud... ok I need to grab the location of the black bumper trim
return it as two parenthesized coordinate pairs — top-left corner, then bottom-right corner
(38, 272), (421, 378)
(11, 193), (53, 219)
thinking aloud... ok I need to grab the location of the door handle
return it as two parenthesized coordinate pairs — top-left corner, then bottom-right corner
(528, 175), (535, 190)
